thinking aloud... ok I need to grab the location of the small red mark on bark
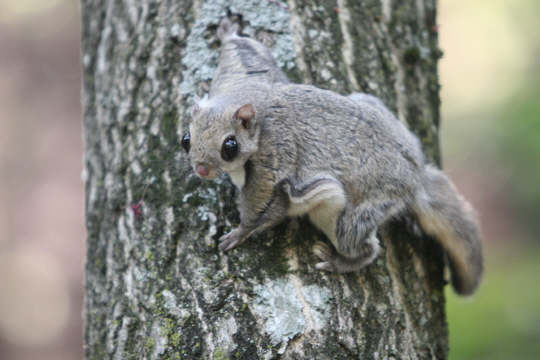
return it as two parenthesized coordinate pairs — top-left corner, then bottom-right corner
(130, 183), (151, 217)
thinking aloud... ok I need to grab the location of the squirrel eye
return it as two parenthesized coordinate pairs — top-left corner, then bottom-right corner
(181, 132), (190, 152)
(221, 136), (238, 161)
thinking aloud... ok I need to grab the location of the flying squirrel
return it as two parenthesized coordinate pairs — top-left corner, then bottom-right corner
(182, 18), (483, 295)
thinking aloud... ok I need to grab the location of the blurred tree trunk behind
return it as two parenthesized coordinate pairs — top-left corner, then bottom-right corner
(82, 0), (447, 359)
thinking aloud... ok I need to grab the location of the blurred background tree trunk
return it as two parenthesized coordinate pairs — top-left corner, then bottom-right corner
(82, 0), (447, 359)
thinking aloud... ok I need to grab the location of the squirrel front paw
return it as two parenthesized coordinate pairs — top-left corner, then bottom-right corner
(218, 228), (245, 252)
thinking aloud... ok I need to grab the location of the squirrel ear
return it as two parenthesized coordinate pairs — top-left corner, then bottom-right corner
(235, 104), (255, 129)
(191, 94), (208, 116)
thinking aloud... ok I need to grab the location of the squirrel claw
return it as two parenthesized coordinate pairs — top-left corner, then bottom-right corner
(218, 228), (244, 252)
(313, 241), (338, 271)
(312, 241), (332, 260)
(315, 261), (337, 272)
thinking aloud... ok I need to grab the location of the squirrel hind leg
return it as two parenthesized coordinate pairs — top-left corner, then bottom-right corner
(313, 230), (380, 272)
(282, 176), (389, 273)
(316, 199), (407, 272)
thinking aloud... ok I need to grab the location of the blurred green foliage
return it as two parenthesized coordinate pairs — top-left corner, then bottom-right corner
(495, 73), (540, 236)
(442, 4), (540, 356)
(447, 49), (540, 359)
(447, 247), (540, 360)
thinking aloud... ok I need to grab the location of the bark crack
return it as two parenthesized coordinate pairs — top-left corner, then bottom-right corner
(337, 0), (360, 91)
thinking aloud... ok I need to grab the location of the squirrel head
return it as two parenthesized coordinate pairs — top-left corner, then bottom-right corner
(183, 95), (260, 180)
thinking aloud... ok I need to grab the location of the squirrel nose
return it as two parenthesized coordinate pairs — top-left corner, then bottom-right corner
(195, 164), (209, 177)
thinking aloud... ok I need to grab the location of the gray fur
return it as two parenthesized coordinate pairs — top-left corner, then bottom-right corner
(210, 17), (289, 98)
(185, 18), (483, 296)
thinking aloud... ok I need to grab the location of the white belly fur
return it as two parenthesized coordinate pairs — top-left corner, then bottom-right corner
(286, 179), (347, 248)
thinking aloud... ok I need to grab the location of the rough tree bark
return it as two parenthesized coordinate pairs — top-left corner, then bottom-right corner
(82, 0), (446, 359)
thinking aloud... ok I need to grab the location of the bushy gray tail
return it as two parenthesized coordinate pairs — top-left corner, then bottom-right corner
(413, 164), (483, 295)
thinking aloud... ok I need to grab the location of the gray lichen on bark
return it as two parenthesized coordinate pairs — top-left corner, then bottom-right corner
(82, 0), (448, 359)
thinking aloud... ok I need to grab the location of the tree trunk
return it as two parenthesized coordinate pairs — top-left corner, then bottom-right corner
(82, 0), (447, 359)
